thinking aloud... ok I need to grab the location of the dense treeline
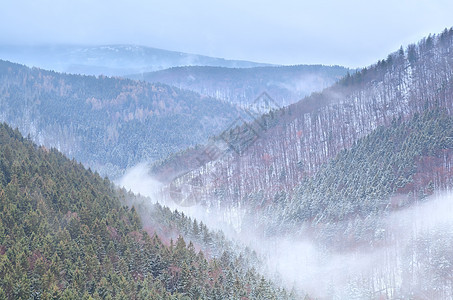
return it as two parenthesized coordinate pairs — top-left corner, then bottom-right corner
(0, 60), (241, 178)
(0, 122), (297, 299)
(286, 109), (453, 223)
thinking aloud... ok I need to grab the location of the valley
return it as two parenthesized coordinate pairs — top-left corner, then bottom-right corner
(1, 7), (453, 298)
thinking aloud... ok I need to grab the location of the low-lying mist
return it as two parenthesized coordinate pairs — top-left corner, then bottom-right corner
(116, 163), (244, 236)
(118, 163), (453, 299)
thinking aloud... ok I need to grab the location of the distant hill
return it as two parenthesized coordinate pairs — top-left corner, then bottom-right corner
(129, 65), (349, 108)
(0, 44), (272, 76)
(0, 60), (243, 178)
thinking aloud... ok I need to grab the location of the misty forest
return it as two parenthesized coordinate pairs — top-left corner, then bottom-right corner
(2, 8), (453, 299)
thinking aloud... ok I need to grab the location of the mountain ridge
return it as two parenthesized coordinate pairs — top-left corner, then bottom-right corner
(129, 64), (349, 108)
(0, 44), (273, 76)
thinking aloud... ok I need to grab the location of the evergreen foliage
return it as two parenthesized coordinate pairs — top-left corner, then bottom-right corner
(281, 109), (453, 224)
(0, 122), (296, 299)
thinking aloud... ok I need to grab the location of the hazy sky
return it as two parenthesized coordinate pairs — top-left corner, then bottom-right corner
(1, 0), (453, 67)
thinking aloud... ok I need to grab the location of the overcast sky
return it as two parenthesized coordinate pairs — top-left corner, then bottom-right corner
(1, 0), (452, 68)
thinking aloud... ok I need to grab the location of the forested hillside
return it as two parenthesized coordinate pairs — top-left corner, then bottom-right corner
(163, 28), (453, 230)
(150, 28), (453, 299)
(263, 109), (453, 233)
(0, 60), (242, 178)
(130, 65), (348, 108)
(0, 122), (298, 299)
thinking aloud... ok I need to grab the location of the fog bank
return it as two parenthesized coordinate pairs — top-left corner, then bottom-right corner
(118, 164), (453, 299)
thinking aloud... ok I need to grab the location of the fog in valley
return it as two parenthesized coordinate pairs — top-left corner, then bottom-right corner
(119, 164), (453, 299)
